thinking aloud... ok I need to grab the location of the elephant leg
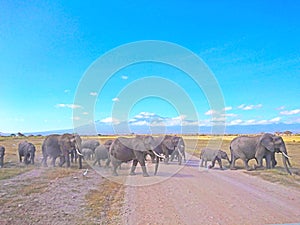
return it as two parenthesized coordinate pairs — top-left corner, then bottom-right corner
(178, 154), (182, 165)
(105, 158), (111, 168)
(66, 154), (70, 167)
(42, 155), (48, 167)
(52, 157), (57, 167)
(265, 154), (272, 169)
(130, 159), (138, 175)
(204, 159), (208, 168)
(243, 159), (251, 171)
(200, 158), (204, 167)
(210, 159), (216, 168)
(59, 155), (65, 167)
(137, 157), (149, 177)
(271, 154), (277, 168)
(93, 159), (97, 166)
(111, 157), (120, 176)
(78, 155), (83, 169)
(230, 155), (237, 170)
(70, 150), (74, 163)
(217, 158), (223, 170)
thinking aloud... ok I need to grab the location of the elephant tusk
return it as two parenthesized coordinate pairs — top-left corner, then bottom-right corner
(76, 148), (83, 156)
(282, 152), (290, 159)
(152, 150), (165, 159)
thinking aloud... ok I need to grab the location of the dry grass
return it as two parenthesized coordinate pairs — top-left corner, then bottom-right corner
(85, 179), (125, 224)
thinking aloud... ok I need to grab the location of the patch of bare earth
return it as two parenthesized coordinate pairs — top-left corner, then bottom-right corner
(0, 166), (123, 225)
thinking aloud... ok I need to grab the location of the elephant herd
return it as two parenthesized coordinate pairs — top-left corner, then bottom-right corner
(0, 133), (293, 176)
(0, 141), (37, 168)
(199, 133), (292, 175)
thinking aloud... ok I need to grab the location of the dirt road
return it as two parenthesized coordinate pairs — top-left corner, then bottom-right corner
(120, 154), (300, 225)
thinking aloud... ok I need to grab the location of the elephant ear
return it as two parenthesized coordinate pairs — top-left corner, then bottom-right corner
(260, 135), (275, 152)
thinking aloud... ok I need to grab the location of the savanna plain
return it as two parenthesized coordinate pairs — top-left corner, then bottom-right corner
(0, 135), (299, 224)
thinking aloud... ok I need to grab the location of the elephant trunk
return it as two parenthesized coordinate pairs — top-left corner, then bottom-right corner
(279, 143), (292, 175)
(282, 154), (292, 175)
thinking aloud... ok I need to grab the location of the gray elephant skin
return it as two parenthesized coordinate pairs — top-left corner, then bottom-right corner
(230, 133), (292, 174)
(0, 145), (5, 168)
(93, 140), (113, 167)
(42, 133), (83, 169)
(200, 148), (230, 169)
(153, 135), (182, 164)
(170, 136), (186, 165)
(82, 140), (100, 151)
(18, 141), (36, 165)
(109, 135), (162, 177)
(82, 148), (93, 160)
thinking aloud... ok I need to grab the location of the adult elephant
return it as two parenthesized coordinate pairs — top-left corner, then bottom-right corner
(0, 145), (5, 168)
(109, 135), (163, 177)
(230, 133), (292, 174)
(153, 135), (181, 164)
(93, 140), (113, 167)
(42, 133), (83, 169)
(18, 141), (36, 165)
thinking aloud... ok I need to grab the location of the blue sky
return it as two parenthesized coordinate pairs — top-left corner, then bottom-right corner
(0, 0), (299, 133)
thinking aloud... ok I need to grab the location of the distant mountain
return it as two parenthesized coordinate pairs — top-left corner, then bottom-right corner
(4, 121), (300, 137)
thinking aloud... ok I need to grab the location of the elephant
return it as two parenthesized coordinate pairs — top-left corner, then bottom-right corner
(199, 148), (230, 169)
(109, 135), (164, 177)
(82, 140), (100, 152)
(18, 141), (36, 165)
(93, 140), (113, 167)
(170, 136), (186, 165)
(82, 148), (93, 160)
(153, 135), (181, 164)
(42, 133), (83, 169)
(230, 133), (292, 174)
(0, 145), (5, 168)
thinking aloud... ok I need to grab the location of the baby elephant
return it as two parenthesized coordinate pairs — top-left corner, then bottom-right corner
(18, 141), (36, 165)
(200, 148), (230, 169)
(93, 140), (113, 167)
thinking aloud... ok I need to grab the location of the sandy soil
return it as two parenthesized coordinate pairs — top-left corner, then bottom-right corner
(0, 167), (104, 225)
(121, 154), (300, 225)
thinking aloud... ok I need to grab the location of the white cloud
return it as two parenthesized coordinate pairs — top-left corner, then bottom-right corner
(224, 106), (232, 111)
(121, 75), (128, 80)
(72, 116), (81, 121)
(83, 112), (89, 115)
(90, 92), (97, 96)
(56, 104), (82, 109)
(223, 113), (237, 117)
(227, 117), (281, 126)
(100, 117), (120, 125)
(238, 104), (262, 110)
(229, 119), (243, 125)
(205, 110), (218, 115)
(112, 97), (120, 102)
(64, 89), (70, 93)
(280, 109), (300, 115)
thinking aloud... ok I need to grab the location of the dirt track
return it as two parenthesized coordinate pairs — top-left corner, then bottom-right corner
(120, 154), (300, 225)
